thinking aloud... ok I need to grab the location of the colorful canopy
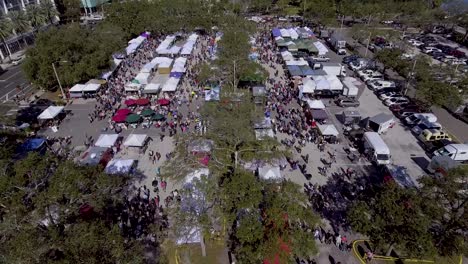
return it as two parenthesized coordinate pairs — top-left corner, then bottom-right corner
(112, 114), (127, 123)
(125, 99), (136, 106)
(152, 113), (165, 120)
(141, 109), (155, 117)
(158, 98), (170, 106)
(116, 109), (132, 116)
(135, 98), (150, 106)
(125, 114), (142, 123)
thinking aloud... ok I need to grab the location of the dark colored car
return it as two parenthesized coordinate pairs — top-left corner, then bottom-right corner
(447, 49), (465, 58)
(395, 109), (422, 119)
(432, 51), (446, 60)
(390, 103), (420, 112)
(342, 55), (360, 64)
(374, 87), (400, 95)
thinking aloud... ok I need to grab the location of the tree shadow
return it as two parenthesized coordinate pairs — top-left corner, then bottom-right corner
(305, 165), (381, 232)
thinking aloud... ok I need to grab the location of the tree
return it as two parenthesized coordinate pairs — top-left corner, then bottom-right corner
(54, 0), (81, 23)
(40, 1), (59, 25)
(26, 5), (47, 34)
(0, 18), (13, 61)
(8, 10), (30, 48)
(22, 24), (125, 90)
(0, 133), (154, 263)
(418, 166), (468, 256)
(347, 183), (436, 257)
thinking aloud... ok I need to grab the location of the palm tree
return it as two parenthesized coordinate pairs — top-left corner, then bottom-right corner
(0, 18), (13, 61)
(26, 5), (47, 34)
(8, 10), (31, 48)
(40, 1), (59, 25)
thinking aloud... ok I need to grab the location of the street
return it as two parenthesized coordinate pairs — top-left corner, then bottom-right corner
(0, 64), (35, 102)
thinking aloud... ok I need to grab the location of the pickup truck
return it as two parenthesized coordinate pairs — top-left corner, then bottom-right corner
(311, 56), (330, 62)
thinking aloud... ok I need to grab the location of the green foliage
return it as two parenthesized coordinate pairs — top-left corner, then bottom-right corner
(26, 5), (47, 31)
(8, 10), (31, 36)
(54, 0), (81, 23)
(418, 166), (468, 257)
(0, 140), (149, 263)
(348, 183), (436, 257)
(22, 24), (125, 90)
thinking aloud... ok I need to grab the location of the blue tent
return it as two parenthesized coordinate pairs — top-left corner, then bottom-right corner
(272, 28), (281, 37)
(20, 138), (46, 152)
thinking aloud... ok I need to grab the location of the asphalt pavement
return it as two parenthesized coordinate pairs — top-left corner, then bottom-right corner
(0, 64), (35, 101)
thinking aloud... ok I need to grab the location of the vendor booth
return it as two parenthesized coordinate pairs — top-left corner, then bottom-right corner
(69, 84), (86, 98)
(311, 109), (328, 120)
(342, 110), (361, 126)
(255, 128), (275, 140)
(105, 159), (136, 175)
(94, 134), (120, 148)
(38, 106), (64, 120)
(135, 72), (151, 85)
(306, 99), (325, 109)
(123, 134), (148, 153)
(258, 166), (283, 181)
(162, 77), (180, 92)
(143, 83), (161, 94)
(368, 113), (395, 134)
(125, 82), (142, 92)
(77, 146), (112, 167)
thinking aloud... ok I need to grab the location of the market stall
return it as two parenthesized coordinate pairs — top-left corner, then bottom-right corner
(37, 106), (64, 120)
(258, 166), (283, 180)
(105, 159), (136, 175)
(94, 134), (120, 148)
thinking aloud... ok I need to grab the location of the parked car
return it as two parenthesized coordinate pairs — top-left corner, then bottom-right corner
(412, 121), (443, 135)
(431, 52), (446, 60)
(384, 97), (410, 106)
(368, 80), (396, 90)
(378, 91), (399, 100)
(349, 60), (367, 71)
(390, 104), (423, 113)
(336, 98), (360, 107)
(375, 87), (400, 96)
(342, 55), (360, 64)
(395, 110), (422, 119)
(423, 47), (442, 54)
(11, 56), (25, 66)
(357, 69), (375, 78)
(408, 39), (424, 47)
(363, 73), (384, 83)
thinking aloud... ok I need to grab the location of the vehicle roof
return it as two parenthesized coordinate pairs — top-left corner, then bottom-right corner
(363, 132), (390, 153)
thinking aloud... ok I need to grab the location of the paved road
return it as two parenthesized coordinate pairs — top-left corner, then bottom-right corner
(0, 65), (35, 101)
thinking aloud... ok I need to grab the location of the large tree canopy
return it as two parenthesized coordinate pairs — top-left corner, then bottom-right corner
(22, 24), (125, 91)
(0, 132), (151, 263)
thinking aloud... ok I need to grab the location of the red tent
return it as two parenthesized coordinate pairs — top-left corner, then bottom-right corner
(157, 98), (170, 106)
(112, 114), (127, 123)
(135, 98), (150, 106)
(125, 99), (136, 106)
(116, 109), (131, 116)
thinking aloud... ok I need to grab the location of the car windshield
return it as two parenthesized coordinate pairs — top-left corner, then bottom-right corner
(376, 154), (390, 160)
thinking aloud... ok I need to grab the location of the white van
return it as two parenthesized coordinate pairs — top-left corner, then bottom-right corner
(433, 144), (468, 162)
(404, 113), (437, 126)
(363, 132), (391, 165)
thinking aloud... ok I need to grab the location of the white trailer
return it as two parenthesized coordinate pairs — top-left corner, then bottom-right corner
(433, 144), (468, 163)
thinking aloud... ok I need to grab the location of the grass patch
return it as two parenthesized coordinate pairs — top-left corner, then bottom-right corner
(165, 240), (227, 264)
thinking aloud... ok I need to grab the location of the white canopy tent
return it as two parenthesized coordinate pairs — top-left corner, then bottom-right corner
(143, 83), (161, 94)
(123, 134), (148, 147)
(288, 28), (299, 39)
(315, 79), (331, 90)
(69, 84), (86, 93)
(327, 75), (344, 90)
(281, 51), (294, 61)
(105, 159), (135, 175)
(141, 62), (157, 73)
(38, 106), (64, 120)
(185, 168), (210, 184)
(258, 166), (283, 180)
(318, 124), (339, 136)
(171, 57), (187, 72)
(255, 128), (275, 140)
(280, 28), (290, 38)
(135, 72), (151, 85)
(181, 34), (198, 55)
(286, 58), (308, 66)
(151, 57), (173, 67)
(156, 35), (176, 54)
(125, 82), (142, 92)
(301, 78), (316, 93)
(83, 83), (101, 92)
(313, 41), (329, 55)
(95, 134), (119, 148)
(307, 99), (325, 109)
(162, 77), (180, 92)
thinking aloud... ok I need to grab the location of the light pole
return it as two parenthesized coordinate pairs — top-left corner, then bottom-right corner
(404, 57), (417, 96)
(52, 60), (68, 100)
